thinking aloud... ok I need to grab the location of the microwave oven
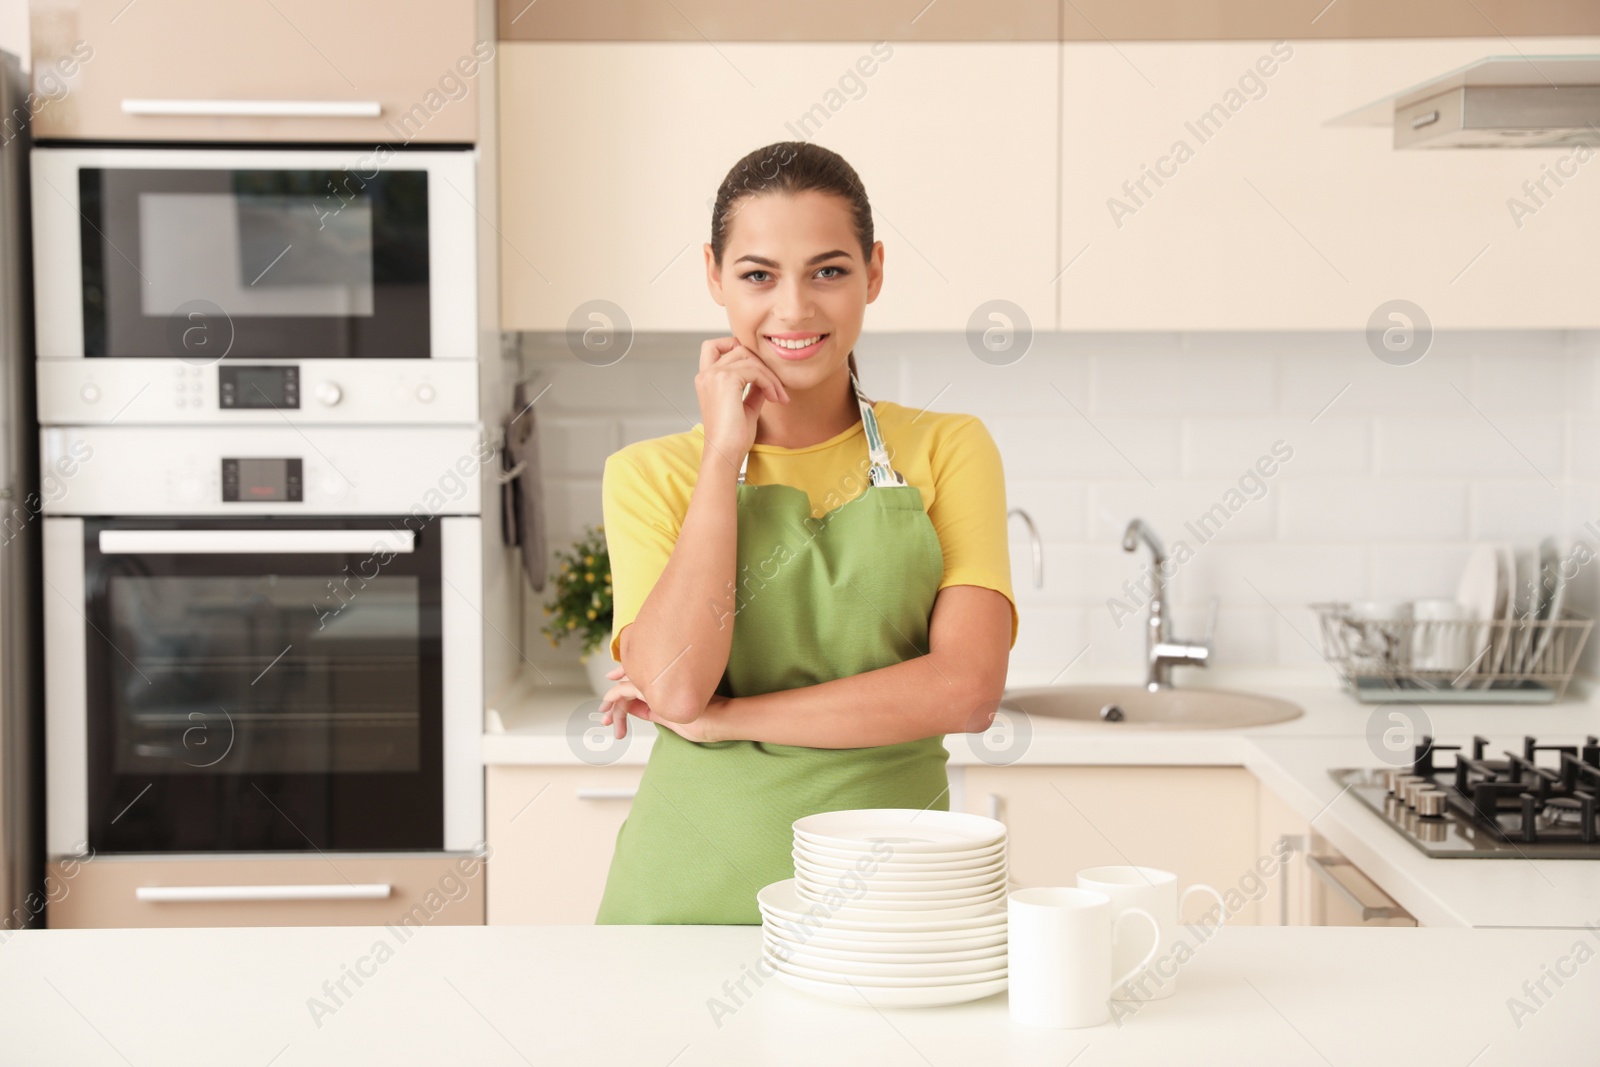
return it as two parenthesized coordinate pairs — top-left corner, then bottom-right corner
(32, 145), (479, 426)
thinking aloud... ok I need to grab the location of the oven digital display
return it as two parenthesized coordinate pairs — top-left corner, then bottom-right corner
(221, 458), (303, 502)
(219, 365), (299, 409)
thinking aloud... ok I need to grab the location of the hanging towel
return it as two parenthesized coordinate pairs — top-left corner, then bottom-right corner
(501, 379), (548, 591)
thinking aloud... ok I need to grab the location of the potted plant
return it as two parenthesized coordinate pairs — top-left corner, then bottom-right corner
(540, 524), (616, 696)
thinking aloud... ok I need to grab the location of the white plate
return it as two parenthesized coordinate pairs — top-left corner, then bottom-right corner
(795, 880), (1007, 910)
(796, 838), (1006, 867)
(792, 859), (1005, 890)
(1531, 536), (1569, 672)
(1479, 543), (1517, 688)
(795, 874), (1006, 901)
(767, 953), (1008, 988)
(761, 880), (1006, 927)
(762, 912), (1007, 944)
(764, 922), (1010, 952)
(766, 944), (1007, 979)
(763, 934), (1008, 965)
(792, 809), (1006, 853)
(1509, 544), (1539, 678)
(1454, 543), (1501, 687)
(772, 967), (1008, 1008)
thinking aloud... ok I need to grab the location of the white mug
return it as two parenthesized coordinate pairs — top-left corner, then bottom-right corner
(1075, 865), (1226, 1001)
(1410, 599), (1470, 673)
(1007, 887), (1159, 1028)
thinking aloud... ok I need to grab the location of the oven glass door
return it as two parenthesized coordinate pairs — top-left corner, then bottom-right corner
(79, 165), (430, 359)
(84, 518), (443, 852)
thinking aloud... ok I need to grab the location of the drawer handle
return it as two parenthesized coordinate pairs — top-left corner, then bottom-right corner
(121, 98), (382, 118)
(100, 529), (414, 555)
(576, 788), (637, 801)
(136, 883), (392, 903)
(1303, 854), (1407, 922)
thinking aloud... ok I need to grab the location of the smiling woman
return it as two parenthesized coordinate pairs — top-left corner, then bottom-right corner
(591, 141), (1018, 926)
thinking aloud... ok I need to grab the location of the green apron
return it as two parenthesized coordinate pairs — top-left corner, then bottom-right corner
(595, 369), (950, 925)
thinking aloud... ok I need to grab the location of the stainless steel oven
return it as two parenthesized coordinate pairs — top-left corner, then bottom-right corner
(31, 145), (477, 426)
(42, 426), (486, 857)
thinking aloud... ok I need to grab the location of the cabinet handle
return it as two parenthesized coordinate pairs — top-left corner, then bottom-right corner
(1303, 854), (1408, 923)
(136, 883), (391, 903)
(122, 98), (382, 118)
(986, 793), (1003, 823)
(1275, 834), (1305, 927)
(576, 788), (637, 801)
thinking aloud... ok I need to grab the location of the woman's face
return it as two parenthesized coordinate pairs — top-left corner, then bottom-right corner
(705, 190), (884, 392)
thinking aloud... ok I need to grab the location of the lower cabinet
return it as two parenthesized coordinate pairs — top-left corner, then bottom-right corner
(45, 853), (486, 929)
(1254, 780), (1417, 928)
(485, 764), (643, 925)
(483, 761), (1414, 928)
(962, 765), (1265, 925)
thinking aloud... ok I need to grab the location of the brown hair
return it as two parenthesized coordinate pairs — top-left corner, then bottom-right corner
(709, 141), (874, 391)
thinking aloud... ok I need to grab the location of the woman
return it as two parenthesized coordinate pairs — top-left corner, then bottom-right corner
(592, 141), (1019, 925)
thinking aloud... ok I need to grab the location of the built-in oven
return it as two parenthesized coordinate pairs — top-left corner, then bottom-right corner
(42, 426), (486, 857)
(31, 145), (478, 426)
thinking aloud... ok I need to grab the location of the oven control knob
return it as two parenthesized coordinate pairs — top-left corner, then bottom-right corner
(80, 383), (101, 404)
(1415, 789), (1449, 818)
(313, 382), (343, 407)
(176, 476), (203, 503)
(416, 384), (436, 404)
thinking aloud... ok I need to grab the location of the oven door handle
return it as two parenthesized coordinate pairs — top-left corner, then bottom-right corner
(1304, 853), (1409, 922)
(122, 98), (383, 118)
(98, 530), (415, 555)
(136, 883), (393, 903)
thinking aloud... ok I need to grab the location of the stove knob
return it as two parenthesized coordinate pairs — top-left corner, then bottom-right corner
(416, 383), (436, 404)
(80, 383), (101, 404)
(1391, 774), (1424, 799)
(314, 382), (344, 407)
(1415, 789), (1449, 818)
(1402, 780), (1429, 808)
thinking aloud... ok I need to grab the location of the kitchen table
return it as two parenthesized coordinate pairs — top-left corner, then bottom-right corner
(1, 922), (1593, 1064)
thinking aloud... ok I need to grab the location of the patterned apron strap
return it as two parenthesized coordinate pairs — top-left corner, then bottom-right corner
(737, 365), (906, 487)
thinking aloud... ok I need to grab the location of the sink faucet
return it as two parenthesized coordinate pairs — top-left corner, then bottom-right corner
(1008, 508), (1043, 589)
(1121, 518), (1210, 691)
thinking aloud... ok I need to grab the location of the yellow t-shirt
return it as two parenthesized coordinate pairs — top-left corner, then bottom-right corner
(601, 399), (1018, 663)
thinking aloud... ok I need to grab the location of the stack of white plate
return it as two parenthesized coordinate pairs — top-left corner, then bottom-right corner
(759, 808), (1009, 1007)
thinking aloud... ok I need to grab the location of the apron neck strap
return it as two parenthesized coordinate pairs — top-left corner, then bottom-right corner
(737, 364), (906, 487)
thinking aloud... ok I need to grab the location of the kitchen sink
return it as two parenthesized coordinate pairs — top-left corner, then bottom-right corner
(997, 685), (1304, 730)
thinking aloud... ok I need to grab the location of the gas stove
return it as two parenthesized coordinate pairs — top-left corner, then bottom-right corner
(1330, 735), (1600, 859)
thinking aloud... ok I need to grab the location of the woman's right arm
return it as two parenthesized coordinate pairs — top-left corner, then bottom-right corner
(615, 337), (789, 723)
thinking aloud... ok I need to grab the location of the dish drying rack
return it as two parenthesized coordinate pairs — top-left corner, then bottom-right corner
(1312, 602), (1593, 703)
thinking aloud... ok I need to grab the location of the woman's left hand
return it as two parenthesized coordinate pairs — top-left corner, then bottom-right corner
(597, 665), (727, 743)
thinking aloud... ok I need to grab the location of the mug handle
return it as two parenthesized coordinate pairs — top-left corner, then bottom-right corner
(1180, 883), (1228, 930)
(1110, 906), (1162, 992)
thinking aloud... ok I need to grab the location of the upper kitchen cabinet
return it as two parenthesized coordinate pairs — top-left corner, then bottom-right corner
(498, 43), (1058, 333)
(29, 0), (485, 143)
(1059, 37), (1600, 330)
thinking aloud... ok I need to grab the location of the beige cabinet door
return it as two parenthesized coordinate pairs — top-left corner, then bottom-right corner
(46, 853), (485, 928)
(1059, 37), (1600, 329)
(498, 43), (1058, 333)
(31, 0), (484, 142)
(963, 765), (1263, 924)
(485, 764), (643, 925)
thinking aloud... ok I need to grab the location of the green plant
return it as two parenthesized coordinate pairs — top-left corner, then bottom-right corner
(540, 524), (613, 661)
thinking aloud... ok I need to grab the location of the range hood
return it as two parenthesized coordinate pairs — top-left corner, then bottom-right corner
(1328, 55), (1600, 149)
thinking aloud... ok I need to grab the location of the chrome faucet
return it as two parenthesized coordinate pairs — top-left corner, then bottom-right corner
(1009, 508), (1043, 589)
(1121, 518), (1210, 691)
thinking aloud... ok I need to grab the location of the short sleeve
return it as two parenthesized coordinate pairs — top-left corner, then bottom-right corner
(602, 450), (685, 662)
(926, 416), (1019, 650)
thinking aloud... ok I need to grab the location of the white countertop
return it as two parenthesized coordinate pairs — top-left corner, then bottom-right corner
(485, 668), (1600, 930)
(2, 924), (1593, 1065)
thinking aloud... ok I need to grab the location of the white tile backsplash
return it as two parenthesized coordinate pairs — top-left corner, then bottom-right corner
(511, 328), (1600, 675)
